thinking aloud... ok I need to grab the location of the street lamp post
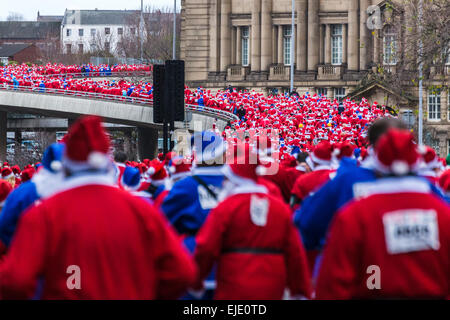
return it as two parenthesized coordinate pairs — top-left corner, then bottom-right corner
(173, 0), (177, 60)
(418, 0), (423, 145)
(140, 0), (144, 63)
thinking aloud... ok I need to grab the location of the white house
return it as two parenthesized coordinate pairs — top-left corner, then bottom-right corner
(61, 9), (141, 55)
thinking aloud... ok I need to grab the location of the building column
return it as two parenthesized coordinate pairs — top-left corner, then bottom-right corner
(325, 24), (331, 64)
(343, 24), (348, 64)
(14, 130), (22, 160)
(277, 25), (284, 64)
(0, 112), (6, 163)
(261, 0), (272, 72)
(41, 131), (57, 150)
(348, 0), (360, 71)
(296, 0), (307, 71)
(220, 0), (232, 72)
(272, 25), (277, 64)
(307, 0), (319, 71)
(209, 0), (220, 73)
(137, 127), (158, 160)
(236, 26), (242, 65)
(319, 25), (324, 64)
(373, 29), (380, 64)
(231, 27), (237, 64)
(251, 0), (261, 72)
(360, 0), (369, 70)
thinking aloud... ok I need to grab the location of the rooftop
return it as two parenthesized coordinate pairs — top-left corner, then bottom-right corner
(0, 21), (60, 40)
(0, 43), (33, 57)
(62, 9), (140, 26)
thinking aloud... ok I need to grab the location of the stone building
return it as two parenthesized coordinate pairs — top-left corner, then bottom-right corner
(180, 0), (450, 157)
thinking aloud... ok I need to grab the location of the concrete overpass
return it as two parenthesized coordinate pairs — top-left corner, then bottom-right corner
(0, 86), (237, 160)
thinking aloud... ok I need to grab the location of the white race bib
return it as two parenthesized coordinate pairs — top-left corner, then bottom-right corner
(383, 209), (440, 255)
(198, 185), (219, 210)
(250, 195), (269, 227)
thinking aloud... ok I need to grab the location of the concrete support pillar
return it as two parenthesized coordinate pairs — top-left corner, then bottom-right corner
(236, 26), (242, 65)
(138, 127), (159, 160)
(0, 112), (7, 163)
(296, 0), (307, 72)
(307, 0), (319, 71)
(277, 26), (284, 64)
(325, 24), (331, 64)
(123, 130), (136, 161)
(41, 131), (57, 150)
(220, 0), (232, 72)
(343, 24), (348, 64)
(260, 0), (273, 72)
(348, 0), (360, 71)
(251, 0), (261, 72)
(360, 0), (369, 70)
(14, 130), (22, 160)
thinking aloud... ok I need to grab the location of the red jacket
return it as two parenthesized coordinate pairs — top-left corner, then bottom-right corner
(0, 176), (196, 299)
(263, 166), (305, 203)
(316, 176), (450, 299)
(291, 168), (335, 202)
(194, 187), (312, 300)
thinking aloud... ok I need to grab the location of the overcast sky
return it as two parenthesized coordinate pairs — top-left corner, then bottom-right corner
(0, 0), (177, 21)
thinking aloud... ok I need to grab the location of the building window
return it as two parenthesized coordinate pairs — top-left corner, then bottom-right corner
(91, 29), (96, 37)
(118, 28), (123, 35)
(317, 88), (327, 97)
(78, 44), (84, 53)
(383, 25), (397, 65)
(104, 42), (110, 52)
(66, 43), (72, 54)
(430, 140), (440, 156)
(283, 26), (292, 66)
(90, 43), (97, 52)
(428, 89), (441, 121)
(105, 27), (111, 35)
(242, 27), (250, 66)
(334, 87), (346, 101)
(66, 29), (72, 37)
(331, 25), (343, 65)
(401, 109), (415, 128)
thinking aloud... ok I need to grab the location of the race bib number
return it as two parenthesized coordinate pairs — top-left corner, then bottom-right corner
(198, 185), (219, 210)
(383, 209), (440, 255)
(250, 195), (269, 227)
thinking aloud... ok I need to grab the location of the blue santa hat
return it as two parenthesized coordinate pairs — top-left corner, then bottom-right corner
(42, 143), (65, 173)
(121, 166), (141, 190)
(291, 146), (301, 157)
(191, 131), (226, 163)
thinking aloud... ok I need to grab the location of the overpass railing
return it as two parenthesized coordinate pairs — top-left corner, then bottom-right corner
(0, 85), (239, 123)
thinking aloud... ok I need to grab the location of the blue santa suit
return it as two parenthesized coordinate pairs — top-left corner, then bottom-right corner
(161, 166), (224, 300)
(294, 156), (449, 253)
(0, 144), (64, 249)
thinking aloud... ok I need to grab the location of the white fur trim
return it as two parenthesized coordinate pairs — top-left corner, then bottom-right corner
(147, 167), (155, 176)
(310, 153), (332, 166)
(88, 152), (109, 169)
(332, 148), (341, 157)
(255, 165), (267, 176)
(417, 145), (427, 155)
(391, 160), (410, 176)
(192, 167), (224, 176)
(50, 160), (62, 172)
(169, 166), (176, 174)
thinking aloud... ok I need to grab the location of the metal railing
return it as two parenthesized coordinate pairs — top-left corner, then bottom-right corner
(0, 84), (239, 123)
(40, 70), (153, 78)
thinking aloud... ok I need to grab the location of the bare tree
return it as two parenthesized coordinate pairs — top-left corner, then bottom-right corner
(6, 12), (24, 21)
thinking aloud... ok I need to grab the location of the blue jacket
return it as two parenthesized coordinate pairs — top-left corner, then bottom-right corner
(0, 181), (39, 247)
(294, 157), (448, 251)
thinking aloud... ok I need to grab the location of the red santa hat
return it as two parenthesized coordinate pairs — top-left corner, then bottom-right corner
(11, 165), (21, 175)
(1, 167), (14, 180)
(0, 180), (12, 206)
(62, 115), (112, 171)
(147, 160), (168, 186)
(306, 141), (333, 170)
(21, 168), (34, 182)
(373, 129), (419, 176)
(333, 141), (355, 160)
(417, 145), (441, 170)
(222, 143), (264, 183)
(438, 169), (450, 194)
(168, 157), (192, 181)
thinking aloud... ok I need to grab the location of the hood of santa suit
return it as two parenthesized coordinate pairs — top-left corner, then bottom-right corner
(33, 142), (66, 199)
(191, 131), (226, 165)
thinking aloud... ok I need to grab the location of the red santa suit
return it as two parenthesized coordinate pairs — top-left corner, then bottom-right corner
(0, 116), (196, 300)
(316, 129), (450, 299)
(194, 146), (312, 300)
